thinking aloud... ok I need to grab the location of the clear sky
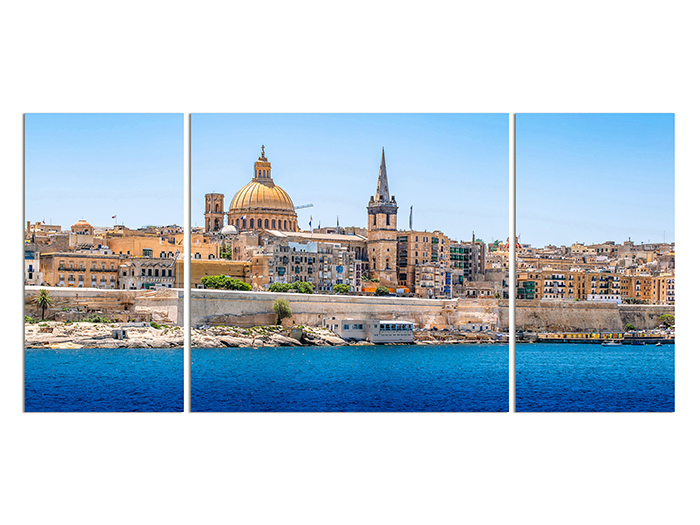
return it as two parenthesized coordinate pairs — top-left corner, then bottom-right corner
(516, 114), (674, 248)
(24, 114), (184, 229)
(191, 114), (508, 243)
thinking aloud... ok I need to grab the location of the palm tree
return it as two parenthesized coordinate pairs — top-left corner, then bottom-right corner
(33, 289), (52, 320)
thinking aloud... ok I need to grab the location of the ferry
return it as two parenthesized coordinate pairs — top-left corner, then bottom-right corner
(323, 318), (414, 344)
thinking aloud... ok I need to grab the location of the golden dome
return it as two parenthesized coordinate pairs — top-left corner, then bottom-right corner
(229, 180), (295, 213)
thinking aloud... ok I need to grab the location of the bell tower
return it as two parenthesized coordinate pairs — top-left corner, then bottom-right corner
(366, 148), (398, 287)
(204, 192), (225, 232)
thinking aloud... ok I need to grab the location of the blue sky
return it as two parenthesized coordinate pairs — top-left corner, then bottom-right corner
(516, 114), (674, 247)
(24, 114), (184, 229)
(191, 114), (508, 243)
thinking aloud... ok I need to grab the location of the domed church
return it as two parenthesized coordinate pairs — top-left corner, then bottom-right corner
(204, 146), (299, 233)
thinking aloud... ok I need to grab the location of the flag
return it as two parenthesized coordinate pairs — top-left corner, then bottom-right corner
(240, 215), (246, 220)
(309, 215), (312, 228)
(409, 206), (413, 230)
(112, 215), (116, 219)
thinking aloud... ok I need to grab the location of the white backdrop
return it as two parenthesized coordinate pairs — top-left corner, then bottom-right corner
(3, 2), (697, 524)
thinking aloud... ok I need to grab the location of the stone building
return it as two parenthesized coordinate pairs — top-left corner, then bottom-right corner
(204, 146), (299, 234)
(40, 252), (124, 289)
(118, 257), (177, 290)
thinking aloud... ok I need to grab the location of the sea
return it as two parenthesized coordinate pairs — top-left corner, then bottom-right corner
(25, 348), (184, 412)
(516, 343), (675, 412)
(191, 344), (509, 412)
(24, 342), (673, 413)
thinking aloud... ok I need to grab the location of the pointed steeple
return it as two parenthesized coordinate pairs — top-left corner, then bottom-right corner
(375, 147), (390, 202)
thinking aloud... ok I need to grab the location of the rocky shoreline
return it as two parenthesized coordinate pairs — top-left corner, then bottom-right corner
(24, 322), (507, 349)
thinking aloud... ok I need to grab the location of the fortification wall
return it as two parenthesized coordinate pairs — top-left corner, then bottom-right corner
(515, 300), (674, 332)
(619, 305), (675, 330)
(190, 289), (507, 329)
(24, 286), (182, 325)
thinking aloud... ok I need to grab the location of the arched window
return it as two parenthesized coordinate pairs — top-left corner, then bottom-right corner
(215, 203), (219, 212)
(258, 218), (262, 228)
(241, 219), (246, 228)
(209, 254), (214, 259)
(236, 219), (240, 228)
(195, 253), (201, 259)
(160, 251), (166, 258)
(154, 269), (159, 277)
(271, 219), (276, 229)
(373, 258), (376, 270)
(284, 220), (288, 230)
(386, 258), (390, 270)
(386, 214), (390, 225)
(265, 219), (269, 228)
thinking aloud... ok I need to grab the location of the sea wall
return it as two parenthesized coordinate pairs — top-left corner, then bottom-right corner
(24, 286), (182, 325)
(25, 287), (673, 332)
(189, 289), (507, 330)
(515, 300), (674, 332)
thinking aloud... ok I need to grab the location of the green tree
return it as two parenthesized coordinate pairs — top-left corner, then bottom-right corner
(659, 314), (675, 328)
(201, 275), (251, 291)
(272, 298), (293, 325)
(268, 282), (292, 292)
(220, 243), (232, 260)
(374, 285), (390, 296)
(292, 281), (313, 294)
(333, 283), (350, 294)
(624, 323), (636, 332)
(33, 288), (52, 320)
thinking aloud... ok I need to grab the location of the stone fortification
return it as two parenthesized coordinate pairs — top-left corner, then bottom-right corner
(515, 300), (674, 332)
(190, 289), (506, 330)
(25, 286), (182, 325)
(25, 287), (673, 333)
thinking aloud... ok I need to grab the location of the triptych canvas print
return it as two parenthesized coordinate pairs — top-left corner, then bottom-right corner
(23, 113), (674, 412)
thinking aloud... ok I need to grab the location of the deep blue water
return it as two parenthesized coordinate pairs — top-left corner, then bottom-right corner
(191, 344), (509, 412)
(25, 348), (184, 412)
(516, 343), (674, 412)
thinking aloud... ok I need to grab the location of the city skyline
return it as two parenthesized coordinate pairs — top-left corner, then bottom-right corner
(24, 113), (184, 229)
(192, 113), (509, 243)
(516, 113), (674, 248)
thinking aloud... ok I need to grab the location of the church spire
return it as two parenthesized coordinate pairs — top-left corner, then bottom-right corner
(375, 147), (390, 202)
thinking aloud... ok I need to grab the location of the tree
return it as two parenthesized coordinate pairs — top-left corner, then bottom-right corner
(33, 288), (52, 320)
(220, 243), (232, 260)
(272, 298), (292, 325)
(201, 275), (251, 291)
(624, 323), (636, 332)
(374, 285), (390, 296)
(268, 281), (313, 294)
(659, 314), (675, 328)
(293, 281), (313, 294)
(333, 283), (350, 294)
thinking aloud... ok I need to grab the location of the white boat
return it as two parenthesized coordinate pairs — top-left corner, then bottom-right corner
(601, 341), (622, 347)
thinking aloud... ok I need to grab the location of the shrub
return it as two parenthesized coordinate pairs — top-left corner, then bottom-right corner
(272, 298), (293, 325)
(85, 314), (111, 323)
(374, 285), (390, 296)
(333, 284), (350, 294)
(150, 321), (162, 330)
(201, 275), (251, 291)
(25, 315), (36, 324)
(624, 323), (636, 332)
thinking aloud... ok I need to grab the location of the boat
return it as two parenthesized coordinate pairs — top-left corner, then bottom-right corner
(655, 342), (663, 347)
(601, 341), (622, 347)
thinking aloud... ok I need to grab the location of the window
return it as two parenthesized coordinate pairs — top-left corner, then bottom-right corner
(258, 219), (262, 228)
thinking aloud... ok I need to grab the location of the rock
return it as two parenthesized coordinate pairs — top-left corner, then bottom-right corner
(269, 333), (303, 346)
